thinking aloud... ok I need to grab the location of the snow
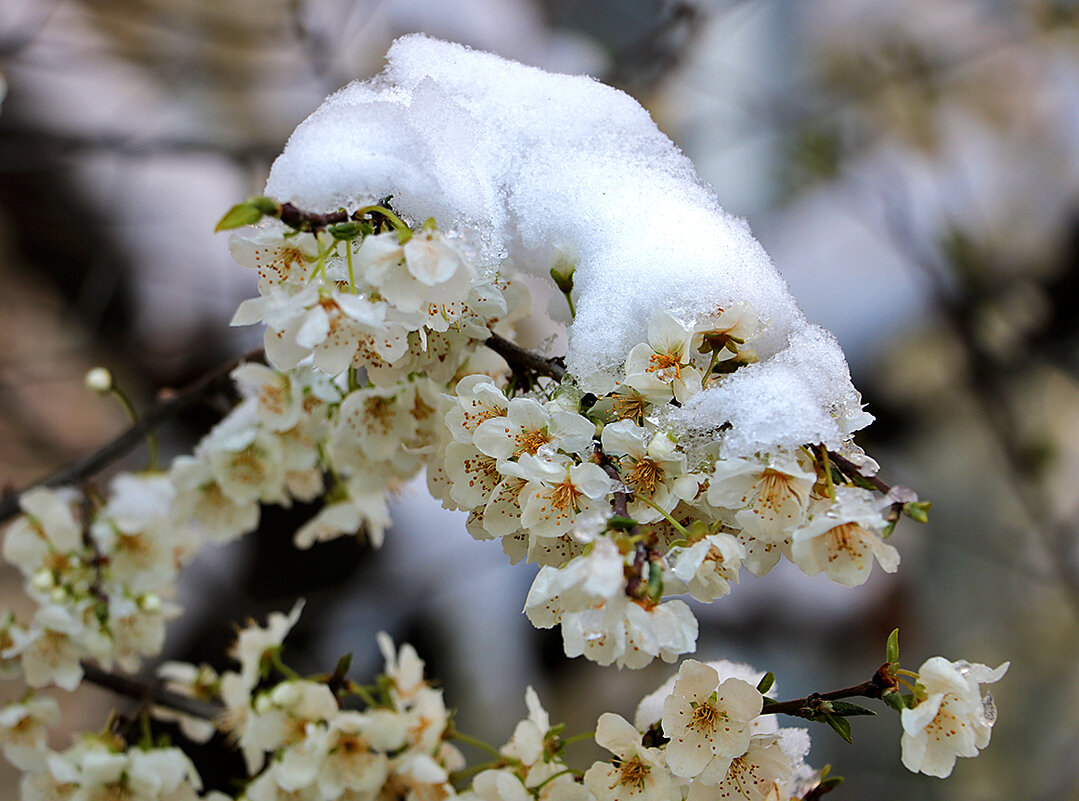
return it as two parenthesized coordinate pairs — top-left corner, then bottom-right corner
(265, 34), (867, 452)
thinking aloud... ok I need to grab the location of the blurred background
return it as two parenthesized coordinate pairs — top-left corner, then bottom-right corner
(1, 0), (1077, 797)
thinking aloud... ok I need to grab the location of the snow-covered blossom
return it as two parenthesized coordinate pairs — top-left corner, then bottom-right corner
(623, 311), (703, 404)
(901, 657), (1009, 778)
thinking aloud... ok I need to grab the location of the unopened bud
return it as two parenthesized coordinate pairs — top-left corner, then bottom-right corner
(85, 367), (113, 394)
(140, 593), (162, 613)
(50, 587), (67, 604)
(549, 260), (576, 294)
(31, 569), (53, 591)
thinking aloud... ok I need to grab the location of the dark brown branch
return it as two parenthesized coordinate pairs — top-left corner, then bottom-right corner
(0, 348), (265, 524)
(763, 663), (897, 717)
(277, 202), (350, 232)
(81, 662), (223, 721)
(485, 332), (566, 381)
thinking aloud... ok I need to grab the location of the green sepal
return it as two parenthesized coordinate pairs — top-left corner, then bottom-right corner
(645, 563), (664, 599)
(607, 516), (639, 531)
(756, 672), (775, 694)
(882, 690), (909, 712)
(827, 701), (875, 717)
(215, 201), (266, 231)
(819, 713), (853, 744)
(882, 518), (899, 539)
(886, 627), (900, 664)
(328, 222), (362, 240)
(904, 500), (931, 523)
(395, 227), (413, 245)
(549, 263), (576, 294)
(547, 722), (566, 739)
(819, 775), (845, 791)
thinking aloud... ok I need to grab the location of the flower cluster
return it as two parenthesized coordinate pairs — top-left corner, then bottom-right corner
(1, 482), (190, 690)
(0, 193), (1001, 798)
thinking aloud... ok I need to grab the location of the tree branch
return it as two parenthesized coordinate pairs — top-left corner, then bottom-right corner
(484, 332), (566, 381)
(81, 662), (222, 721)
(0, 348), (265, 524)
(763, 663), (896, 717)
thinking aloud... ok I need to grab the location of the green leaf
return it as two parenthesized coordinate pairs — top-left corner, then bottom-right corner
(820, 775), (845, 791)
(215, 201), (265, 231)
(886, 627), (900, 664)
(333, 652), (353, 677)
(820, 713), (853, 744)
(756, 672), (775, 695)
(250, 196), (280, 215)
(827, 701), (875, 717)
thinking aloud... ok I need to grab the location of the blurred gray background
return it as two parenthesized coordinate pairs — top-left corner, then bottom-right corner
(1, 0), (1076, 798)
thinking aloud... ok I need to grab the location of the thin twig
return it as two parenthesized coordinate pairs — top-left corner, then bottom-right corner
(0, 348), (265, 524)
(764, 663), (896, 717)
(81, 662), (222, 721)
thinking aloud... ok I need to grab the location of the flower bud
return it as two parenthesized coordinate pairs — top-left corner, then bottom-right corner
(84, 367), (113, 393)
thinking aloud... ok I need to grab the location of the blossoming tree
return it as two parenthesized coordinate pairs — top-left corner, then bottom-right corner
(0, 36), (1006, 801)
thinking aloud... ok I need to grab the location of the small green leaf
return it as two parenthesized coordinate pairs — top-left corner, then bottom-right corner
(756, 672), (775, 695)
(820, 775), (845, 791)
(215, 201), (264, 231)
(886, 627), (900, 664)
(820, 713), (853, 744)
(333, 652), (353, 676)
(828, 701), (875, 717)
(250, 196), (280, 216)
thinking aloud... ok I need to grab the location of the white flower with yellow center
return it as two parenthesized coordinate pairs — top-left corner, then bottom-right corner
(229, 228), (318, 292)
(623, 310), (703, 404)
(0, 694), (60, 770)
(662, 660), (763, 783)
(791, 487), (899, 587)
(666, 532), (746, 602)
(584, 713), (681, 801)
(445, 375), (509, 445)
(600, 420), (687, 522)
(3, 487), (83, 578)
(685, 733), (792, 801)
(707, 453), (815, 542)
(901, 657), (1008, 778)
(473, 398), (595, 462)
(518, 454), (615, 539)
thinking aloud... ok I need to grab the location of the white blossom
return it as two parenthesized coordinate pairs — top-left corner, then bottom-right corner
(901, 657), (1008, 778)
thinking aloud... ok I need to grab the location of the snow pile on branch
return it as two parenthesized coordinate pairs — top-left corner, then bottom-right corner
(265, 34), (867, 454)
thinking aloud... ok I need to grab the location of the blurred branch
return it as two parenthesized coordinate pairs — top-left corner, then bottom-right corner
(82, 661), (222, 720)
(880, 192), (1079, 612)
(0, 347), (264, 524)
(0, 128), (281, 169)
